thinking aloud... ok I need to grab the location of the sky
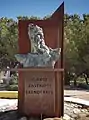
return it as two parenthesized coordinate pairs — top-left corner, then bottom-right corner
(0, 0), (89, 20)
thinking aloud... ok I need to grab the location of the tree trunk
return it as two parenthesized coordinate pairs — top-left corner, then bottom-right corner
(74, 79), (77, 86)
(65, 70), (70, 85)
(85, 76), (88, 85)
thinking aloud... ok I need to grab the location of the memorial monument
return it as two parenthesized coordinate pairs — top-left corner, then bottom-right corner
(16, 2), (64, 118)
(15, 24), (61, 67)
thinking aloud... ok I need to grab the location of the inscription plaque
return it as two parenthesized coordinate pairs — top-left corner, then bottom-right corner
(23, 71), (55, 116)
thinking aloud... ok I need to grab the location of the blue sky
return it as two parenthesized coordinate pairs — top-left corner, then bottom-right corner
(0, 0), (89, 20)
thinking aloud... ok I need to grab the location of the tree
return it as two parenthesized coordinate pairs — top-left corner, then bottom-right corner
(0, 17), (18, 68)
(64, 14), (89, 85)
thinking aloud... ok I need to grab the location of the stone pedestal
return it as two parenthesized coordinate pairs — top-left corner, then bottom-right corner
(18, 68), (64, 117)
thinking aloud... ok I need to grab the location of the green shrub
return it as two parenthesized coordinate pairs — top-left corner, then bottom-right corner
(6, 74), (18, 91)
(6, 84), (18, 91)
(78, 83), (89, 89)
(9, 74), (18, 85)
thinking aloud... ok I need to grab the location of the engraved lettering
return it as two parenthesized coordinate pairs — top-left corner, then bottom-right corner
(26, 76), (54, 96)
(30, 77), (48, 82)
(28, 83), (51, 88)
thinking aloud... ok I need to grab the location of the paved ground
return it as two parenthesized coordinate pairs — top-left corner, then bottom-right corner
(64, 90), (89, 101)
(0, 89), (89, 120)
(0, 99), (17, 112)
(0, 99), (89, 120)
